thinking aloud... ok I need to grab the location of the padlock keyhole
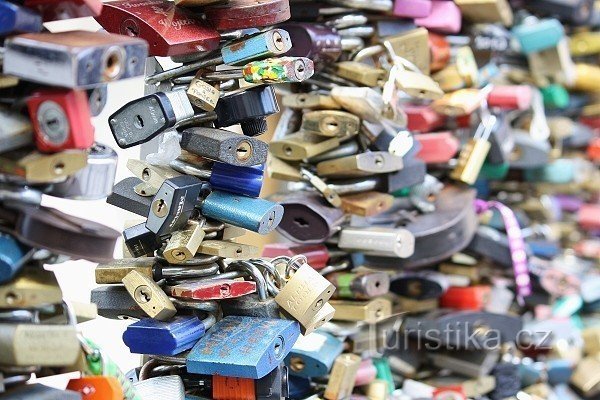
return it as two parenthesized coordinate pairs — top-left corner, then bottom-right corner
(294, 217), (309, 228)
(134, 115), (145, 129)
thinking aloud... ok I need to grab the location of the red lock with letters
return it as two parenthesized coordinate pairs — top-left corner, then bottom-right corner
(95, 0), (220, 57)
(168, 279), (257, 301)
(415, 132), (460, 164)
(27, 89), (95, 153)
(204, 0), (291, 31)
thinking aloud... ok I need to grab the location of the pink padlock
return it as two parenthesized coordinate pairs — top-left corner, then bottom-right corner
(488, 85), (533, 110)
(354, 359), (377, 387)
(415, 132), (460, 164)
(414, 0), (462, 34)
(393, 0), (432, 18)
(405, 104), (446, 133)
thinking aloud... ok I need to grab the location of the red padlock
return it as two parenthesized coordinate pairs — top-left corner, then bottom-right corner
(66, 376), (123, 400)
(415, 132), (460, 164)
(429, 33), (451, 73)
(405, 105), (447, 133)
(261, 243), (330, 270)
(455, 113), (473, 129)
(580, 115), (600, 130)
(439, 285), (491, 311)
(574, 239), (600, 259)
(213, 375), (256, 400)
(433, 386), (467, 400)
(488, 85), (533, 110)
(578, 203), (600, 231)
(587, 137), (600, 162)
(27, 89), (94, 153)
(167, 279), (257, 301)
(203, 0), (291, 31)
(95, 0), (220, 57)
(24, 0), (103, 21)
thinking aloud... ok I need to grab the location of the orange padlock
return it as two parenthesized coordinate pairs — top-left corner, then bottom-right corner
(213, 375), (256, 400)
(587, 137), (600, 162)
(66, 376), (124, 400)
(440, 285), (491, 311)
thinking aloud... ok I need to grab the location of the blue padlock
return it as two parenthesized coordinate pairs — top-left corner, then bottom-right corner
(209, 162), (264, 198)
(284, 331), (343, 378)
(0, 233), (25, 285)
(512, 18), (564, 54)
(122, 315), (214, 356)
(0, 1), (42, 35)
(201, 190), (283, 235)
(524, 159), (576, 184)
(547, 359), (573, 385)
(186, 316), (300, 379)
(527, 240), (561, 259)
(288, 375), (312, 399)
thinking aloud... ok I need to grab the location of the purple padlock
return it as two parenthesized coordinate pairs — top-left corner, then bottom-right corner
(278, 22), (342, 71)
(393, 0), (432, 18)
(414, 0), (462, 33)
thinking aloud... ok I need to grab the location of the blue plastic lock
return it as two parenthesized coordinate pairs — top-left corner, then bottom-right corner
(0, 1), (42, 35)
(512, 18), (564, 54)
(209, 162), (264, 198)
(547, 359), (573, 385)
(186, 316), (300, 379)
(201, 190), (283, 234)
(122, 316), (208, 356)
(284, 331), (343, 378)
(0, 233), (25, 284)
(524, 159), (576, 184)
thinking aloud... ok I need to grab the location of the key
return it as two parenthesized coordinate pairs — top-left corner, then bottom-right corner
(3, 31), (147, 88)
(109, 90), (194, 149)
(285, 331), (344, 378)
(95, 0), (220, 57)
(26, 88), (94, 152)
(186, 316), (300, 379)
(122, 270), (177, 320)
(122, 315), (214, 355)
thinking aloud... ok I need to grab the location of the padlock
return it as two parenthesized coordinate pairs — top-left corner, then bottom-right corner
(432, 88), (484, 117)
(439, 285), (491, 311)
(329, 298), (392, 324)
(162, 219), (205, 263)
(525, 0), (594, 25)
(0, 233), (26, 285)
(329, 87), (389, 124)
(487, 85), (533, 110)
(301, 110), (360, 139)
(414, 132), (460, 164)
(270, 131), (341, 161)
(262, 244), (329, 270)
(212, 85), (280, 137)
(203, 0), (290, 31)
(109, 90), (194, 149)
(197, 240), (260, 259)
(91, 285), (147, 320)
(122, 314), (214, 355)
(122, 270), (177, 320)
(24, 0), (103, 21)
(26, 88), (94, 153)
(282, 93), (341, 110)
(414, 0), (462, 33)
(168, 278), (257, 300)
(181, 128), (269, 167)
(569, 30), (600, 56)
(323, 354), (362, 400)
(66, 376), (124, 400)
(0, 267), (62, 309)
(340, 192), (395, 217)
(3, 31), (147, 88)
(455, 0), (513, 25)
(390, 274), (448, 300)
(187, 74), (220, 112)
(275, 263), (335, 332)
(0, 1), (42, 35)
(0, 148), (88, 184)
(392, 0), (432, 18)
(328, 272), (390, 300)
(334, 62), (385, 86)
(451, 115), (496, 184)
(121, 222), (160, 258)
(285, 331), (344, 378)
(512, 17), (565, 54)
(278, 22), (342, 71)
(337, 227), (415, 258)
(0, 106), (33, 154)
(405, 105), (447, 133)
(186, 316), (300, 379)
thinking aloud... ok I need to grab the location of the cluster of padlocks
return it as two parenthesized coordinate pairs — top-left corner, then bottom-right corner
(1, 0), (600, 398)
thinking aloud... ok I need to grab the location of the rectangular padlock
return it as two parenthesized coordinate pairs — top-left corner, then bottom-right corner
(405, 105), (446, 133)
(393, 0), (432, 18)
(335, 61), (385, 86)
(0, 106), (33, 153)
(163, 219), (206, 263)
(301, 110), (360, 139)
(91, 285), (147, 320)
(329, 298), (392, 323)
(168, 279), (256, 301)
(3, 30), (147, 88)
(454, 0), (513, 26)
(414, 0), (462, 33)
(186, 316), (300, 379)
(270, 131), (340, 161)
(197, 240), (260, 259)
(282, 93), (341, 110)
(0, 1), (42, 35)
(0, 267), (62, 309)
(122, 270), (177, 320)
(338, 227), (415, 258)
(340, 192), (395, 217)
(328, 271), (390, 300)
(415, 132), (460, 164)
(384, 28), (430, 75)
(27, 89), (94, 153)
(24, 0), (103, 21)
(94, 0), (220, 57)
(330, 86), (387, 123)
(316, 152), (404, 178)
(262, 243), (330, 270)
(323, 354), (362, 400)
(285, 331), (344, 378)
(0, 148), (87, 184)
(187, 74), (221, 112)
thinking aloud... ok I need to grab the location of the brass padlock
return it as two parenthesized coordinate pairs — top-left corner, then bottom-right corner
(329, 298), (392, 323)
(270, 131), (340, 160)
(324, 353), (362, 400)
(571, 355), (600, 396)
(335, 61), (386, 86)
(301, 110), (360, 139)
(0, 149), (87, 183)
(455, 0), (513, 26)
(282, 93), (341, 110)
(122, 270), (177, 321)
(197, 240), (260, 259)
(163, 219), (206, 263)
(0, 268), (63, 309)
(340, 191), (394, 217)
(316, 152), (403, 178)
(267, 156), (302, 182)
(187, 72), (221, 111)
